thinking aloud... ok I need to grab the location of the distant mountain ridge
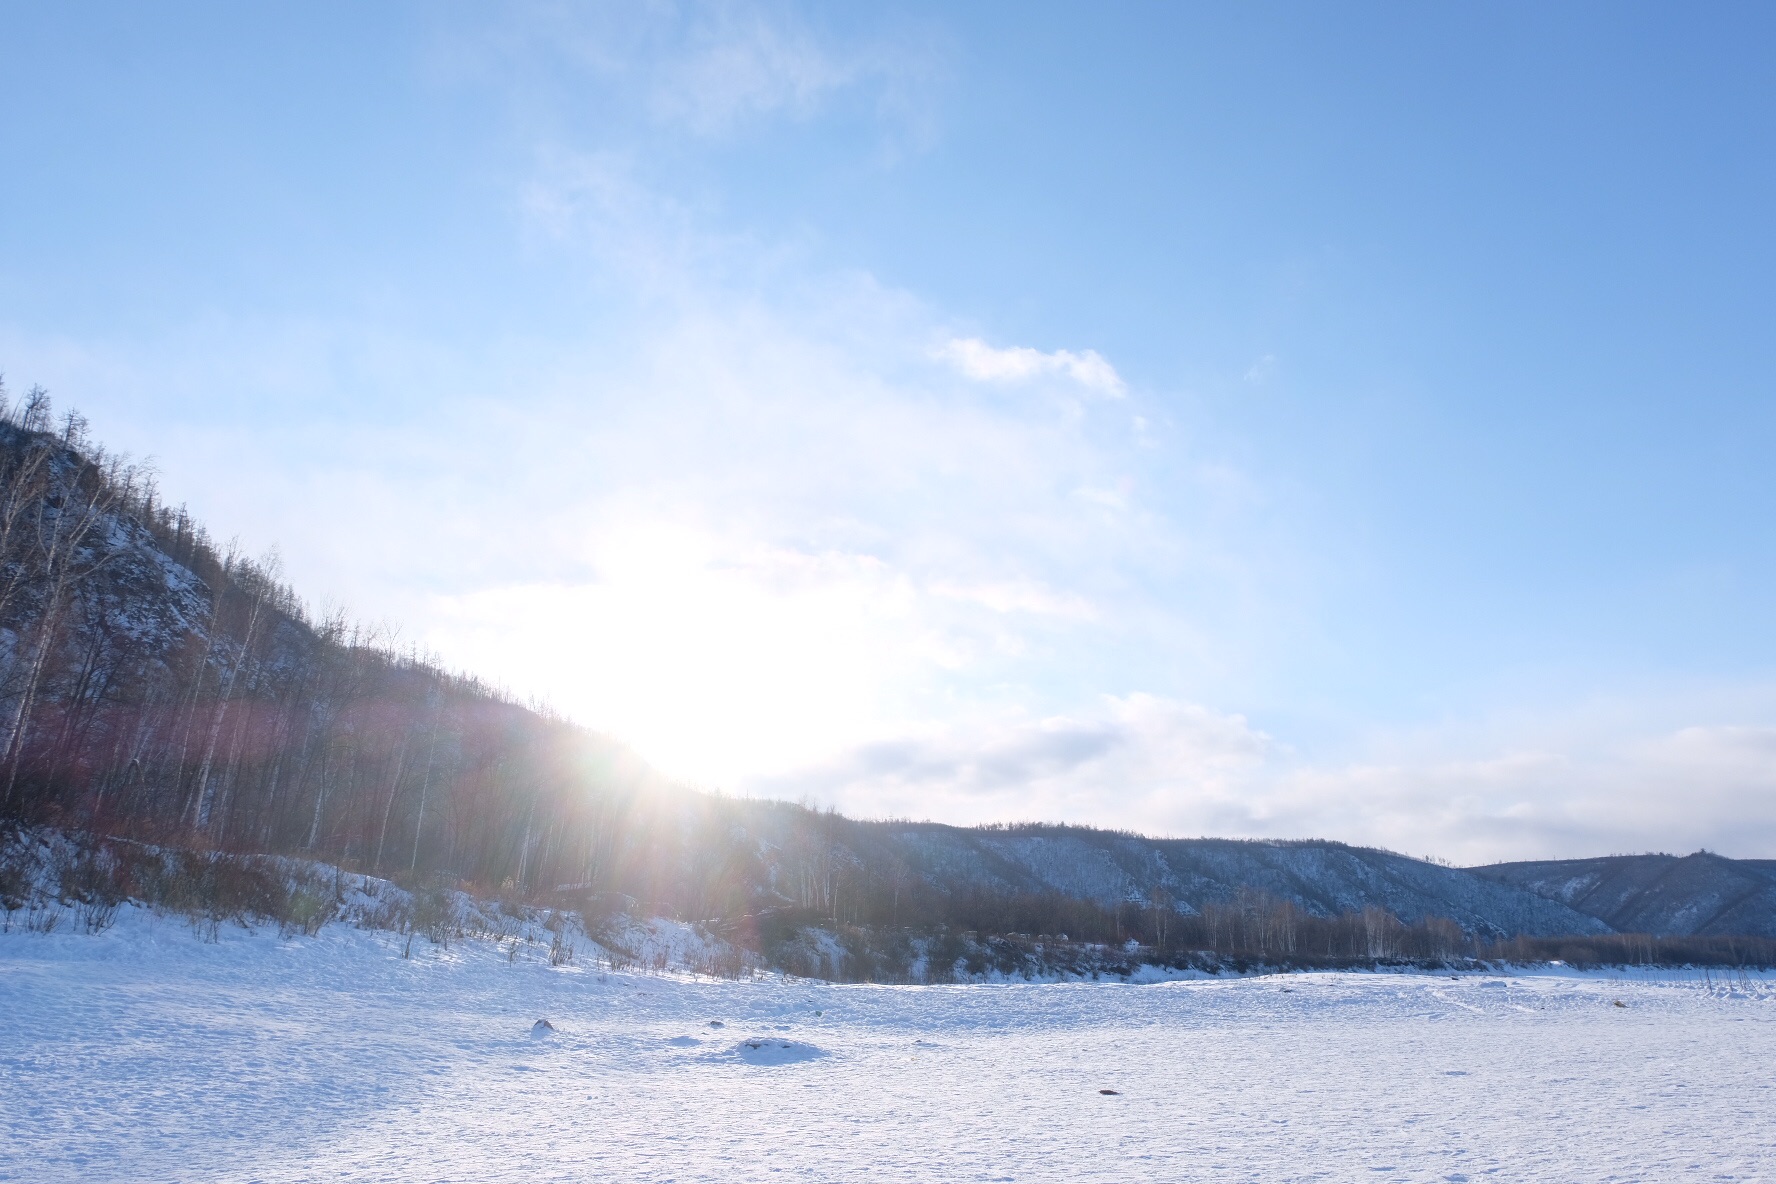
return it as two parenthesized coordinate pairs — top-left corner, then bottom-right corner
(1471, 852), (1776, 939)
(858, 825), (1609, 940)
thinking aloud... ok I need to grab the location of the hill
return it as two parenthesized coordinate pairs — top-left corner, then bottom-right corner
(0, 379), (1769, 971)
(1471, 852), (1776, 938)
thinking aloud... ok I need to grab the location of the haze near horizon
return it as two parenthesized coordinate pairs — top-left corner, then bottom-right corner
(2, 1), (1773, 862)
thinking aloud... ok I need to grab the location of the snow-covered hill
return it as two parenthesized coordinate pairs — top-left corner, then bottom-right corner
(880, 826), (1610, 938)
(1473, 852), (1776, 937)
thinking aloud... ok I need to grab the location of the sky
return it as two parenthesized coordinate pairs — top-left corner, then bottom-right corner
(2, 1), (1774, 862)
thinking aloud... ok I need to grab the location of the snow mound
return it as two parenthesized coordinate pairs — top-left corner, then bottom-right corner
(731, 1038), (826, 1065)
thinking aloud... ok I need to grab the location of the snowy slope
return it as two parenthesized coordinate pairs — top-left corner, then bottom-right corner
(882, 826), (1610, 938)
(2, 912), (1773, 1182)
(1473, 852), (1776, 937)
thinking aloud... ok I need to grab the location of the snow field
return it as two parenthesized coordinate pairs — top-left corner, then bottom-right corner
(2, 909), (1774, 1183)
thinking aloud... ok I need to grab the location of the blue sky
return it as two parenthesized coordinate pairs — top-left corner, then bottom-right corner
(3, 2), (1774, 860)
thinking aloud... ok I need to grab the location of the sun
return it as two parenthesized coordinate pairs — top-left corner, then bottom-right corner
(425, 523), (925, 789)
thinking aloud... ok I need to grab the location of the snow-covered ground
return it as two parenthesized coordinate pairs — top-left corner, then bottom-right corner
(3, 910), (1774, 1183)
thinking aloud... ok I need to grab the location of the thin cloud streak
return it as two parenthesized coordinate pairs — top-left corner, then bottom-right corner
(937, 336), (1127, 397)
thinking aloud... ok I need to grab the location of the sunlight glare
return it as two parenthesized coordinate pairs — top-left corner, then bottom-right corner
(424, 522), (932, 789)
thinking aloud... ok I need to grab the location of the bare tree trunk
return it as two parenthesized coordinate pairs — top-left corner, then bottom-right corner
(191, 577), (267, 832)
(373, 731), (411, 873)
(306, 744), (333, 851)
(411, 688), (442, 873)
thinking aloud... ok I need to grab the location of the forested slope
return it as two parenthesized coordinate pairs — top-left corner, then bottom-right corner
(1472, 852), (1776, 938)
(0, 386), (670, 894)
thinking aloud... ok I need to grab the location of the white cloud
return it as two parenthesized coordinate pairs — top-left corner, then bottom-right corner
(447, 1), (945, 148)
(1225, 716), (1776, 865)
(649, 7), (857, 134)
(393, 285), (1168, 786)
(755, 694), (1272, 826)
(937, 337), (1127, 397)
(744, 685), (1776, 864)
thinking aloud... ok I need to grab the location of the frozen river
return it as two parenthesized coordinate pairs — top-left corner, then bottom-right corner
(3, 912), (1773, 1182)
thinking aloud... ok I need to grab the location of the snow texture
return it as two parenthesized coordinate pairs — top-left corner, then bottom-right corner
(2, 910), (1774, 1182)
